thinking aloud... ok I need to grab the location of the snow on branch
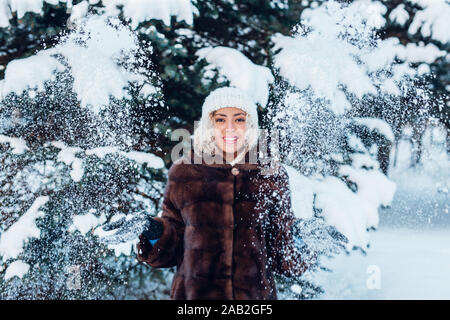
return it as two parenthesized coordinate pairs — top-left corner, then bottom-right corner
(352, 117), (395, 142)
(0, 196), (49, 261)
(0, 14), (156, 114)
(0, 51), (65, 99)
(271, 0), (438, 114)
(0, 135), (29, 154)
(196, 46), (274, 107)
(0, 0), (198, 29)
(408, 0), (450, 44)
(51, 141), (84, 182)
(85, 146), (165, 169)
(103, 0), (198, 29)
(286, 163), (396, 250)
(4, 260), (30, 281)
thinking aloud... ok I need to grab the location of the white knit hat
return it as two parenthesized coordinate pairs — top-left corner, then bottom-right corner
(201, 87), (259, 128)
(193, 87), (259, 164)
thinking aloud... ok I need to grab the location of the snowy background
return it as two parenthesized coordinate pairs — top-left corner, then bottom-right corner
(309, 124), (450, 299)
(0, 0), (448, 299)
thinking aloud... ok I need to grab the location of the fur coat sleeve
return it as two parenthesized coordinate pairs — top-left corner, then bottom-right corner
(136, 164), (184, 268)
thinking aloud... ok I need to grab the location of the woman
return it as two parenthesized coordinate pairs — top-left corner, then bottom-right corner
(136, 87), (314, 300)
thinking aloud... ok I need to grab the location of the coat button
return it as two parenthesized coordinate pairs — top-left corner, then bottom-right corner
(231, 167), (240, 176)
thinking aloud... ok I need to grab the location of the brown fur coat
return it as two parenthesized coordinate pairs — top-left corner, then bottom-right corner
(136, 147), (312, 300)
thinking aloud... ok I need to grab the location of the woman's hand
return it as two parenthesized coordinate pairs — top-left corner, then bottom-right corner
(98, 212), (163, 245)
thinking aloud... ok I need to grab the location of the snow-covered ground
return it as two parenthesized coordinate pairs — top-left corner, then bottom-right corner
(311, 130), (450, 299)
(311, 227), (450, 299)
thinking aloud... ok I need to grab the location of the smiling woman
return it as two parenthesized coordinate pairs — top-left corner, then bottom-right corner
(192, 87), (260, 166)
(136, 87), (315, 300)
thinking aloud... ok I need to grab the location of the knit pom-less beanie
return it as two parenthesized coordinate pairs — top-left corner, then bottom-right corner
(201, 87), (259, 128)
(193, 87), (259, 164)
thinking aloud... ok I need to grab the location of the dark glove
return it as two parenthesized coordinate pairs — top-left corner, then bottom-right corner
(142, 219), (163, 241)
(293, 235), (306, 251)
(99, 212), (163, 245)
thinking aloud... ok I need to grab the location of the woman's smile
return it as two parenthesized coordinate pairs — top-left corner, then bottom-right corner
(223, 136), (238, 144)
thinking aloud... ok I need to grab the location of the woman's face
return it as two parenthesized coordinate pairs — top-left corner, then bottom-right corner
(212, 107), (247, 155)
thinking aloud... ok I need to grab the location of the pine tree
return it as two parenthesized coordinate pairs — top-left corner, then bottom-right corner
(0, 0), (448, 299)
